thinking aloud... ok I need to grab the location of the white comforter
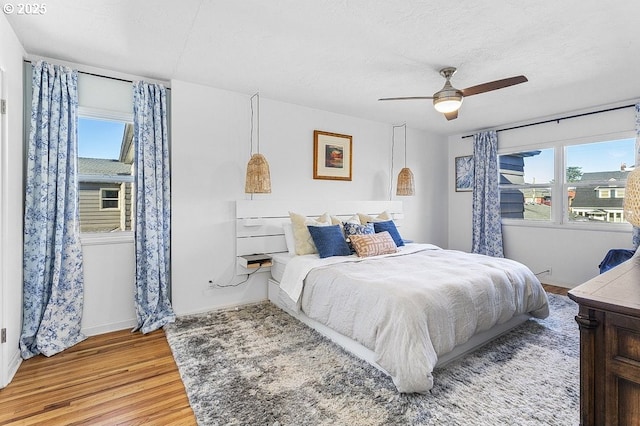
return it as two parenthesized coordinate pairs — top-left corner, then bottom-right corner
(279, 244), (549, 393)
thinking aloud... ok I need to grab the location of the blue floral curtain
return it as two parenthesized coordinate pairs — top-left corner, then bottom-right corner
(133, 81), (175, 333)
(20, 61), (85, 359)
(634, 103), (640, 249)
(472, 130), (504, 257)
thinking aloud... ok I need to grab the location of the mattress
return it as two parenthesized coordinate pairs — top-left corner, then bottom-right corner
(270, 252), (294, 283)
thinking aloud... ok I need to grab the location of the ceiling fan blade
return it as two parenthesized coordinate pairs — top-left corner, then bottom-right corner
(460, 75), (528, 97)
(378, 96), (434, 101)
(444, 110), (458, 121)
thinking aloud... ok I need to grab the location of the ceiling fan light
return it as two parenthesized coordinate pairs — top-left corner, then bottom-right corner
(433, 96), (463, 113)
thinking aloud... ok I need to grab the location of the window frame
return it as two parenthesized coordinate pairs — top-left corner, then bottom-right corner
(499, 131), (635, 233)
(78, 107), (135, 242)
(99, 188), (121, 210)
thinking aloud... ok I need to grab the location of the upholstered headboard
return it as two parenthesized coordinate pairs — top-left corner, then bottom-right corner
(235, 200), (403, 274)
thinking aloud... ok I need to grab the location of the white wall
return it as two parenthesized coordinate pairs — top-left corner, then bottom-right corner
(171, 80), (447, 315)
(80, 237), (136, 335)
(448, 102), (636, 288)
(0, 12), (25, 387)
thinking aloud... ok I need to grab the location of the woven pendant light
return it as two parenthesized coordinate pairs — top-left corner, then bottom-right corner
(624, 168), (640, 226)
(396, 167), (415, 196)
(395, 123), (415, 196)
(245, 92), (272, 194)
(245, 153), (271, 193)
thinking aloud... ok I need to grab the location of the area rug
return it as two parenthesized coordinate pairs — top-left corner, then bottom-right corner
(165, 294), (579, 426)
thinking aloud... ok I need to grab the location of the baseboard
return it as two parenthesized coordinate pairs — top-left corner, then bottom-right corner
(81, 319), (137, 337)
(540, 280), (575, 289)
(175, 296), (269, 318)
(2, 347), (22, 388)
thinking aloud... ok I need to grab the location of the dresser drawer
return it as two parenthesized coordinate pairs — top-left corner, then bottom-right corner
(606, 312), (640, 368)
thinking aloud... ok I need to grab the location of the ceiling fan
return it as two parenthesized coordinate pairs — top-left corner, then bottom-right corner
(378, 67), (528, 121)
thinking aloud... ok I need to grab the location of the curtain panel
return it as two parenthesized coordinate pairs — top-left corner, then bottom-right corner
(472, 130), (504, 257)
(133, 81), (175, 333)
(20, 61), (86, 359)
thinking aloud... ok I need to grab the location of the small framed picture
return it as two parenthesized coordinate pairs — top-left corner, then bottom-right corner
(455, 155), (474, 192)
(313, 130), (352, 181)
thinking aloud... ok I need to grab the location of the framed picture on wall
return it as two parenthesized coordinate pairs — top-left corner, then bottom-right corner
(455, 155), (474, 192)
(313, 130), (352, 181)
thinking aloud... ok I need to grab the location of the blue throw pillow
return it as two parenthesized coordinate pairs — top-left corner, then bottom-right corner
(307, 225), (351, 258)
(373, 220), (404, 247)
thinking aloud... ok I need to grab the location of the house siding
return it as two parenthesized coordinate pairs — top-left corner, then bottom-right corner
(79, 182), (132, 232)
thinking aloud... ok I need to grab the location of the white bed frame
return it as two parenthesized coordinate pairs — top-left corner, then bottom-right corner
(236, 200), (530, 377)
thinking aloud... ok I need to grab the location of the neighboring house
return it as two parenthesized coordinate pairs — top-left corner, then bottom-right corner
(499, 151), (546, 219)
(78, 124), (134, 232)
(570, 170), (630, 222)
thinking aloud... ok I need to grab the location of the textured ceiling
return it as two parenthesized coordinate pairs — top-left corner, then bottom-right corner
(4, 0), (640, 135)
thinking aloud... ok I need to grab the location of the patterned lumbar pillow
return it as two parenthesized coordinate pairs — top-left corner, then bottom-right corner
(373, 220), (404, 247)
(307, 224), (351, 258)
(289, 211), (331, 255)
(349, 231), (398, 257)
(343, 222), (375, 253)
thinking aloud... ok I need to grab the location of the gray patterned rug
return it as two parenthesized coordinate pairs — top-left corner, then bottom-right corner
(165, 294), (579, 426)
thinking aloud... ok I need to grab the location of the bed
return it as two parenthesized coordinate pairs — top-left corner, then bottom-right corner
(236, 200), (549, 393)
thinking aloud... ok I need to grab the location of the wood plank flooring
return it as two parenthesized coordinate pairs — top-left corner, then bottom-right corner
(542, 283), (569, 296)
(0, 286), (570, 425)
(0, 329), (196, 425)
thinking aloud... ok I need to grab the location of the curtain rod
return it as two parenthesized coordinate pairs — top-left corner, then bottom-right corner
(22, 59), (171, 89)
(461, 103), (636, 139)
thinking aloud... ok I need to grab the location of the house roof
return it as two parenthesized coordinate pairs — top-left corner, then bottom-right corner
(4, 2), (640, 135)
(78, 157), (132, 176)
(571, 171), (629, 209)
(571, 187), (625, 209)
(578, 170), (630, 182)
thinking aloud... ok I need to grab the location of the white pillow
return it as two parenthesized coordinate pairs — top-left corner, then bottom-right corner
(343, 214), (362, 225)
(282, 223), (296, 255)
(289, 211), (331, 255)
(329, 214), (360, 232)
(358, 210), (392, 224)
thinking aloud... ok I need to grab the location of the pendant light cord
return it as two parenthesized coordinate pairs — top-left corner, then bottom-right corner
(402, 123), (407, 167)
(389, 122), (407, 200)
(250, 92), (260, 155)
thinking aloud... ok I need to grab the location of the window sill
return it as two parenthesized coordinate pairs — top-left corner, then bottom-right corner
(501, 219), (632, 233)
(80, 231), (134, 246)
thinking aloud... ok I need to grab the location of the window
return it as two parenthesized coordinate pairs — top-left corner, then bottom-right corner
(100, 188), (120, 209)
(500, 137), (635, 228)
(597, 188), (611, 199)
(566, 139), (634, 224)
(499, 148), (554, 221)
(78, 116), (134, 233)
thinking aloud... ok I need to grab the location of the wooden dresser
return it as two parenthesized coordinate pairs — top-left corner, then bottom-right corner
(568, 255), (640, 426)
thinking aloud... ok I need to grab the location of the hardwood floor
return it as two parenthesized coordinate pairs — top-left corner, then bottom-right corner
(0, 329), (196, 426)
(0, 286), (571, 425)
(542, 283), (570, 296)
